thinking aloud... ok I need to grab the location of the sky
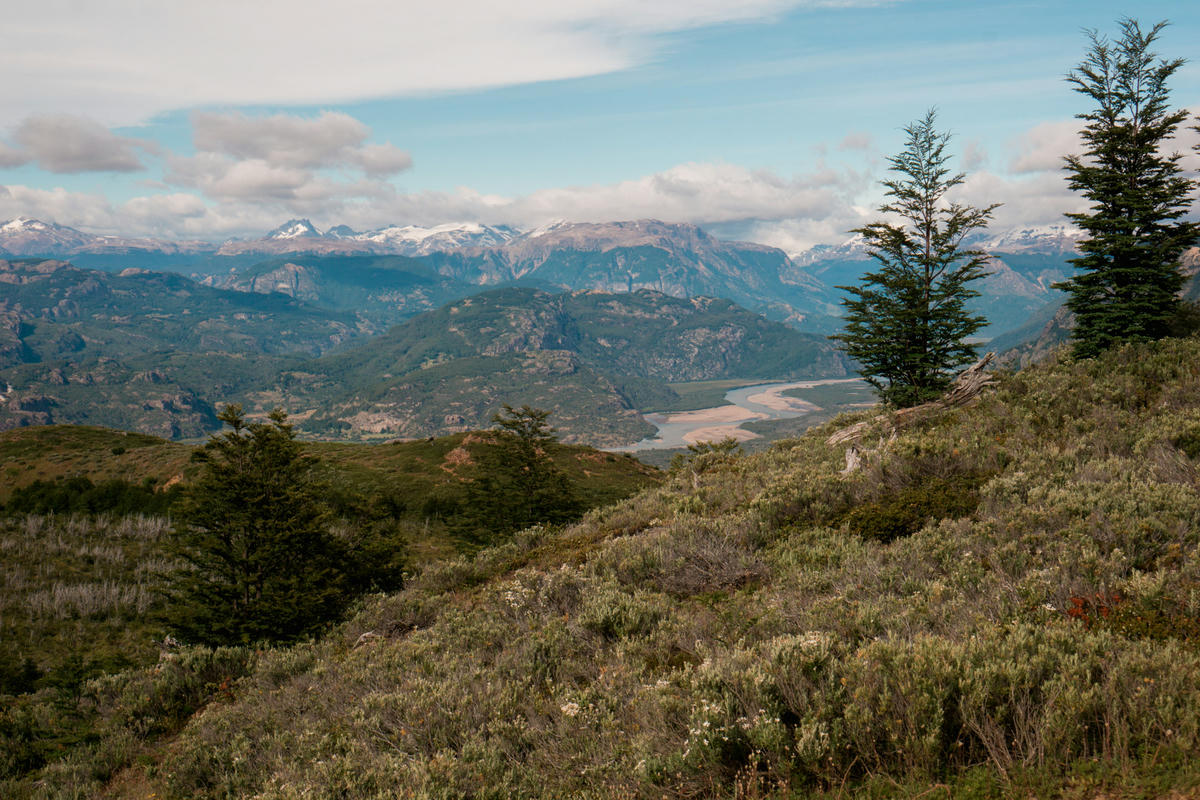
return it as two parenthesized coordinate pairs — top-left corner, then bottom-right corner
(1, 0), (1199, 253)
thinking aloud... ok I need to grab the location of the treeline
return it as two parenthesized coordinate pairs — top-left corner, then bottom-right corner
(2, 476), (183, 516)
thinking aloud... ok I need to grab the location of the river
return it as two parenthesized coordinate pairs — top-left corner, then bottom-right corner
(612, 377), (866, 452)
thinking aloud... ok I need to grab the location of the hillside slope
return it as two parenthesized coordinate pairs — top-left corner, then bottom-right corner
(52, 335), (1200, 799)
(253, 287), (850, 445)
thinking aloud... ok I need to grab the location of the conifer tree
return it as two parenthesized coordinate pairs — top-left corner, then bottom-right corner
(1057, 19), (1198, 358)
(834, 109), (997, 408)
(169, 405), (351, 645)
(452, 405), (580, 543)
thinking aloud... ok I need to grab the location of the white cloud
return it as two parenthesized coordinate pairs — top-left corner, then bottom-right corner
(0, 140), (29, 168)
(165, 111), (411, 205)
(961, 139), (987, 171)
(2, 114), (1140, 251)
(9, 114), (149, 173)
(0, 159), (867, 244)
(166, 155), (314, 202)
(191, 111), (410, 175)
(0, 185), (122, 231)
(1007, 119), (1080, 174)
(958, 169), (1084, 230)
(837, 131), (873, 151)
(0, 1), (896, 127)
(322, 160), (869, 234)
(352, 144), (415, 178)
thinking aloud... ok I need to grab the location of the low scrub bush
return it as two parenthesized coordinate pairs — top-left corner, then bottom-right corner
(839, 473), (985, 543)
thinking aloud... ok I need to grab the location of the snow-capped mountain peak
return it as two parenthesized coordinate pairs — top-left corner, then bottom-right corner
(525, 220), (570, 240)
(324, 224), (359, 239)
(264, 219), (323, 240)
(980, 224), (1085, 254)
(352, 222), (520, 255)
(2, 217), (52, 232)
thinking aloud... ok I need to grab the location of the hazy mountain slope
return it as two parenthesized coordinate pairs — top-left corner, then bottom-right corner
(994, 246), (1200, 364)
(1, 267), (847, 444)
(67, 335), (1200, 800)
(276, 288), (850, 444)
(793, 227), (1079, 340)
(0, 259), (359, 437)
(0, 259), (360, 365)
(423, 220), (842, 330)
(0, 217), (213, 258)
(210, 254), (479, 327)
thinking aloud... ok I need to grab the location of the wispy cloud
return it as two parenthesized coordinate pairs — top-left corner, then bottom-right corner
(0, 0), (900, 126)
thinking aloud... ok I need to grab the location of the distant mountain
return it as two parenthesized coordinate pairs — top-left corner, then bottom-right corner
(995, 245), (1200, 366)
(351, 222), (521, 256)
(204, 219), (843, 332)
(979, 224), (1085, 255)
(264, 219), (323, 240)
(0, 258), (361, 437)
(422, 220), (841, 331)
(0, 218), (95, 255)
(282, 287), (851, 444)
(791, 225), (1082, 339)
(0, 258), (358, 365)
(0, 218), (213, 258)
(0, 265), (850, 444)
(1, 216), (1116, 343)
(210, 254), (479, 326)
(214, 220), (522, 258)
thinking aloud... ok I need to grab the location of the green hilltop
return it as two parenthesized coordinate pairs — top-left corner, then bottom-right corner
(3, 337), (1200, 797)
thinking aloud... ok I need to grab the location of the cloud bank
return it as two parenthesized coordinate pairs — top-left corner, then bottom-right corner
(2, 108), (1169, 253)
(0, 0), (892, 127)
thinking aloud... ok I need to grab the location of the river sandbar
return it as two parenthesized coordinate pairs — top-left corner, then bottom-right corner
(654, 405), (767, 425)
(682, 425), (762, 445)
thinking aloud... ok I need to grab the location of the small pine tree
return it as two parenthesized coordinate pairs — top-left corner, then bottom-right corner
(452, 405), (581, 543)
(833, 109), (997, 407)
(1057, 19), (1198, 358)
(168, 405), (351, 645)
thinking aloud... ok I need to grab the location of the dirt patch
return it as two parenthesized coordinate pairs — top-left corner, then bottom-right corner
(441, 446), (474, 473)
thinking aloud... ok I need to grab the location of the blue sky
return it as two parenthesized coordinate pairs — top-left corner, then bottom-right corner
(1, 0), (1198, 251)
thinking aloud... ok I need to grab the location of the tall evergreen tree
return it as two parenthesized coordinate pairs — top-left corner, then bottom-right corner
(169, 405), (351, 645)
(833, 109), (997, 408)
(452, 405), (581, 543)
(1057, 19), (1198, 359)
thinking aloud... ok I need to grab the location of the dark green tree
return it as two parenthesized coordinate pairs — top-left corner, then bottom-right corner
(168, 405), (352, 645)
(1057, 19), (1198, 359)
(452, 405), (581, 543)
(833, 109), (997, 407)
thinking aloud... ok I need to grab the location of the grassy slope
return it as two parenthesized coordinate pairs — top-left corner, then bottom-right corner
(74, 337), (1200, 799)
(0, 425), (658, 507)
(13, 338), (1200, 798)
(0, 427), (194, 501)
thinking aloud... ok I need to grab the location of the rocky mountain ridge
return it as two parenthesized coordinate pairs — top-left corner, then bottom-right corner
(0, 260), (848, 444)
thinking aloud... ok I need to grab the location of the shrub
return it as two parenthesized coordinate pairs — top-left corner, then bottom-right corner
(839, 473), (985, 542)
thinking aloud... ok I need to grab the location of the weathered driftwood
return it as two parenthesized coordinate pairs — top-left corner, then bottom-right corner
(827, 352), (996, 449)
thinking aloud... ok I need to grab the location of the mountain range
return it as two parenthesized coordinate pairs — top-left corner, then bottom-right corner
(0, 215), (1089, 339)
(0, 256), (848, 443)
